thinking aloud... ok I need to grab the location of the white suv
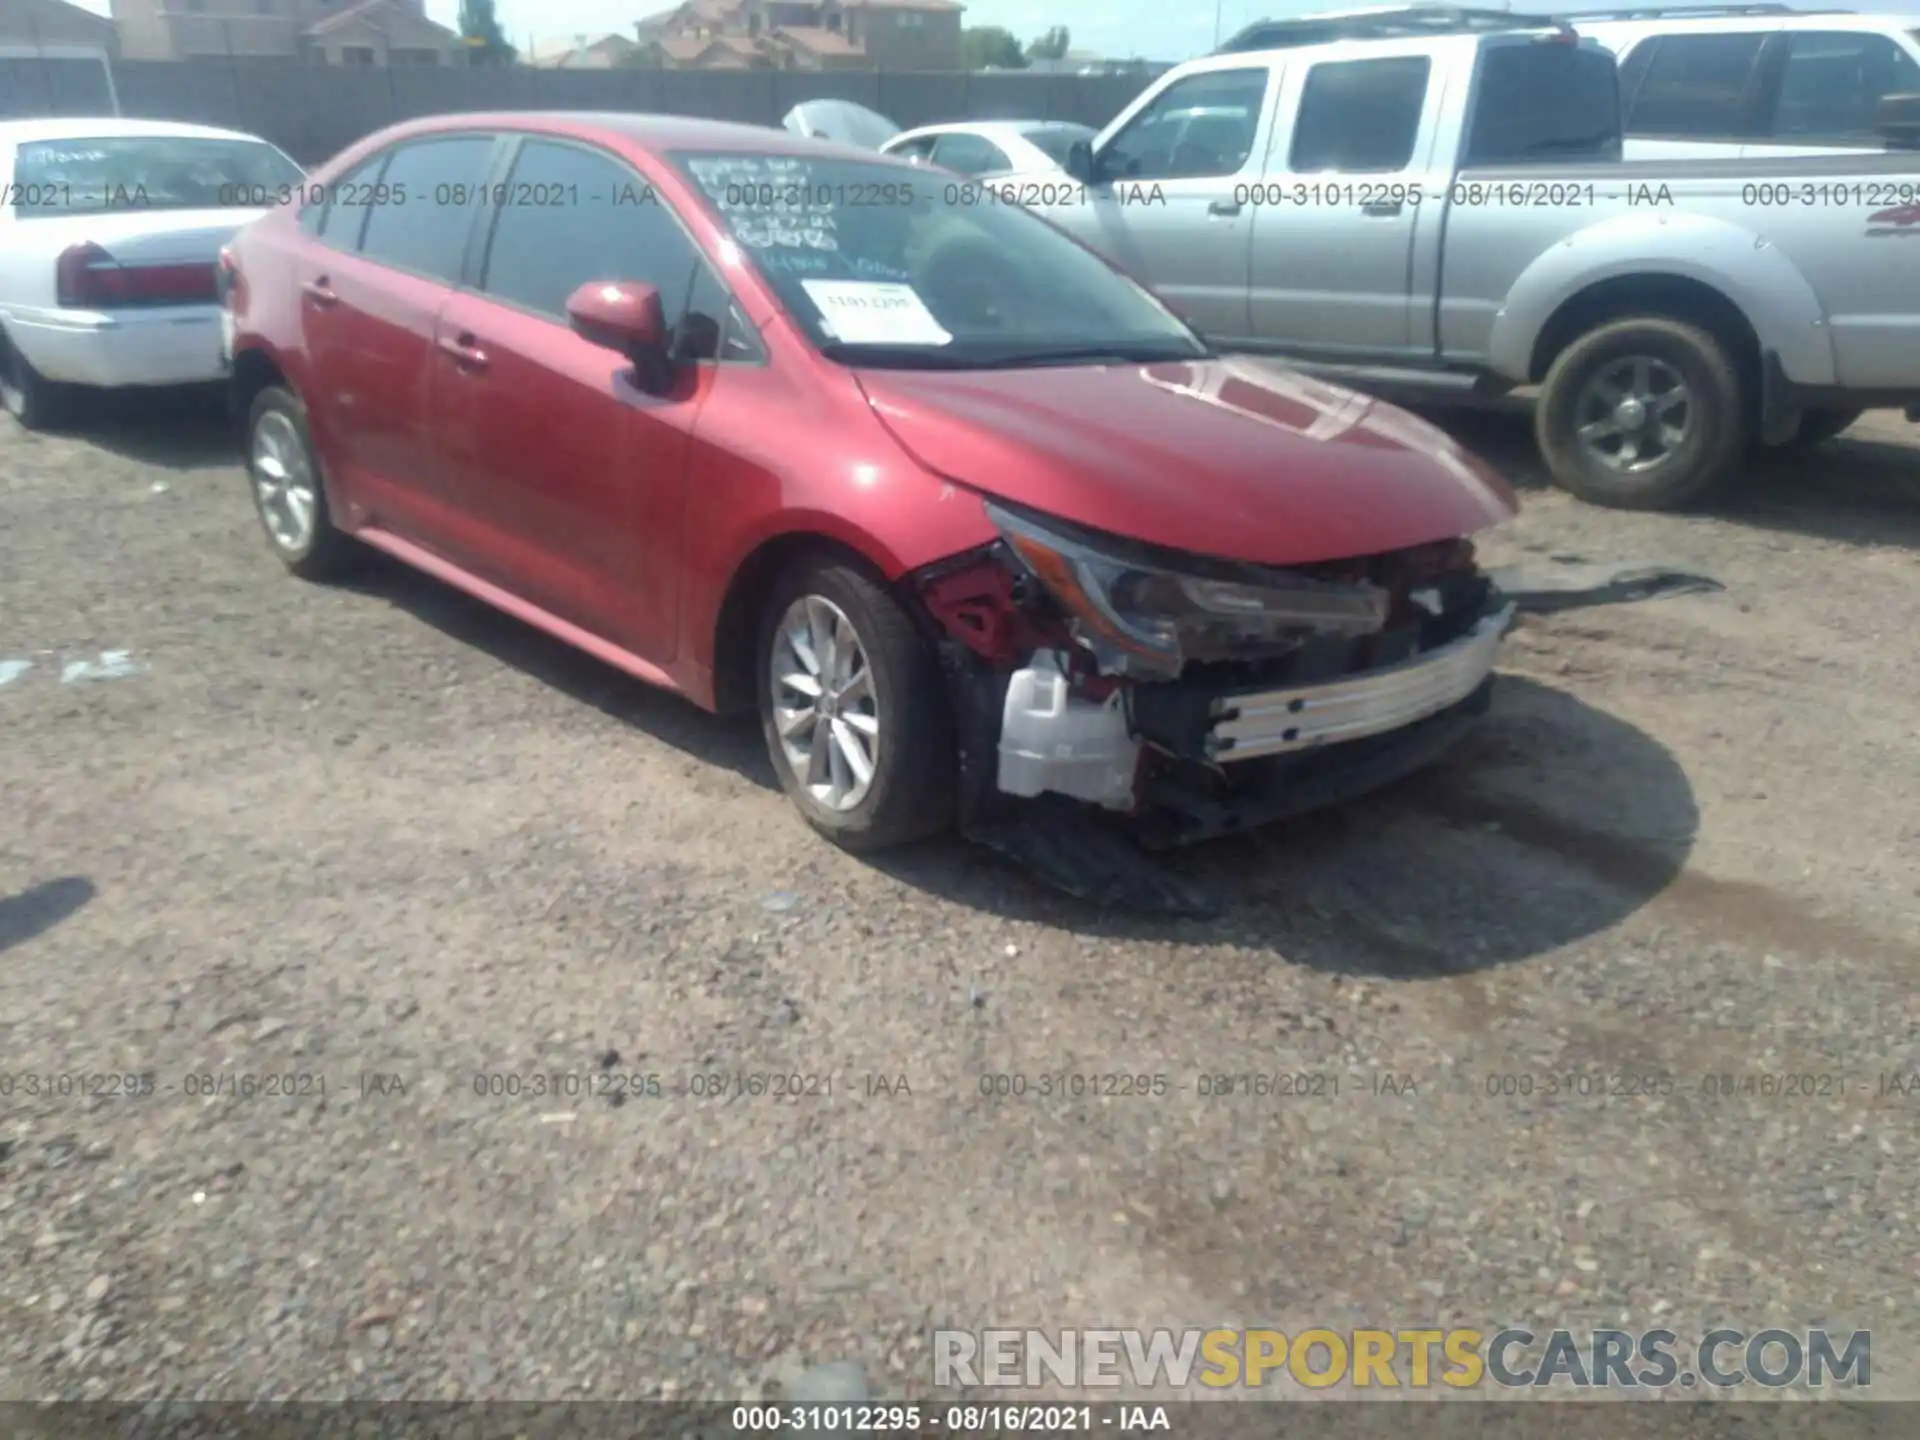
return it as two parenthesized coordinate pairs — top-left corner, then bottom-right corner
(1572, 7), (1920, 158)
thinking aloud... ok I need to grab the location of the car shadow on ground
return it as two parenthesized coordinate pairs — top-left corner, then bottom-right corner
(335, 545), (1694, 980)
(54, 385), (236, 473)
(1429, 406), (1920, 551)
(872, 672), (1698, 978)
(0, 877), (97, 957)
(338, 555), (777, 790)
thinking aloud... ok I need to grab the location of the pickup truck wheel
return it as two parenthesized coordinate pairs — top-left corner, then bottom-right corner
(1536, 317), (1743, 511)
(757, 559), (957, 853)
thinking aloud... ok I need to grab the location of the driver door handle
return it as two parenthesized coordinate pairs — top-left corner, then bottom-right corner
(1363, 200), (1404, 217)
(1207, 199), (1243, 217)
(437, 333), (489, 373)
(301, 277), (338, 308)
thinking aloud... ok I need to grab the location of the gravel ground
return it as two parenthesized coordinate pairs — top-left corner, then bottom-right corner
(1, 391), (1917, 1406)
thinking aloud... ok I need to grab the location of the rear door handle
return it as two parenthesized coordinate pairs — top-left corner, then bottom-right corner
(301, 277), (338, 307)
(1362, 201), (1404, 217)
(437, 333), (489, 373)
(1207, 199), (1243, 217)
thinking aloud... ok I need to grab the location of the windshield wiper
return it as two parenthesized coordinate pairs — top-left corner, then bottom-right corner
(976, 343), (1207, 369)
(818, 343), (980, 370)
(819, 340), (1208, 371)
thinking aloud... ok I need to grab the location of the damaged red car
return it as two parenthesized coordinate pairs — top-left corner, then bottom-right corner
(222, 113), (1517, 878)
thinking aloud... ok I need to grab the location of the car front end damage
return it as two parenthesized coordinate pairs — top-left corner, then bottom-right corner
(913, 501), (1512, 886)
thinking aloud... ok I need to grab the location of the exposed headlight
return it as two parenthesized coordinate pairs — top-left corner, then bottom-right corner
(985, 501), (1388, 680)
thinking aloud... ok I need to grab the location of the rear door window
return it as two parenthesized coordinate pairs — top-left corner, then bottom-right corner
(1464, 41), (1621, 164)
(886, 136), (936, 162)
(356, 134), (497, 284)
(1616, 37), (1658, 116)
(307, 151), (388, 245)
(1770, 31), (1920, 141)
(1290, 57), (1431, 172)
(1022, 125), (1093, 165)
(930, 132), (1012, 175)
(1624, 32), (1767, 137)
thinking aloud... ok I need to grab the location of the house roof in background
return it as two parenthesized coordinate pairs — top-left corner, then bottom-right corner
(303, 0), (460, 43)
(773, 23), (863, 56)
(650, 32), (709, 58)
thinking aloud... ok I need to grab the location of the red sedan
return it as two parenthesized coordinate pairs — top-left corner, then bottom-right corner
(221, 112), (1517, 861)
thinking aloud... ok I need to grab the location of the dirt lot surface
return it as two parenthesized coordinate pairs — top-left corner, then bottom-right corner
(2, 392), (1917, 1408)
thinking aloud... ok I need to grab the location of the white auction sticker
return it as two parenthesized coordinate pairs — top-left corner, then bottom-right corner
(799, 280), (952, 346)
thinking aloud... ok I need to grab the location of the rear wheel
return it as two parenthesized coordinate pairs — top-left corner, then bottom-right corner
(1536, 316), (1745, 511)
(756, 558), (956, 852)
(247, 385), (355, 581)
(0, 327), (73, 431)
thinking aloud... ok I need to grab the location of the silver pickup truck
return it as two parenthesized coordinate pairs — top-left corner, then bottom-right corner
(1003, 6), (1920, 510)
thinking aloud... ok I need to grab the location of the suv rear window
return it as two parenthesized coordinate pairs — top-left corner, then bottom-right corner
(1624, 32), (1765, 137)
(11, 134), (302, 216)
(1464, 40), (1622, 164)
(1773, 31), (1920, 140)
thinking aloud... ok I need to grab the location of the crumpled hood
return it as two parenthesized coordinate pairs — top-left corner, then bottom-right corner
(855, 356), (1517, 566)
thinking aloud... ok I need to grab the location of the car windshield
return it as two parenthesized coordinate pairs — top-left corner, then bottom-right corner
(672, 151), (1207, 370)
(10, 135), (303, 217)
(1022, 124), (1096, 164)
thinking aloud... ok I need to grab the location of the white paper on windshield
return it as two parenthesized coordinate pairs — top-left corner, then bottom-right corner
(800, 280), (952, 346)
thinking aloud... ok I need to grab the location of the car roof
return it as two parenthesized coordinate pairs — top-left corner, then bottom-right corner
(353, 110), (911, 165)
(0, 117), (269, 145)
(889, 120), (1069, 143)
(1578, 10), (1920, 37)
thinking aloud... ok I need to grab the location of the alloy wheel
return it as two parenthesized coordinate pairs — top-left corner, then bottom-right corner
(769, 594), (881, 813)
(1573, 356), (1692, 473)
(251, 409), (317, 552)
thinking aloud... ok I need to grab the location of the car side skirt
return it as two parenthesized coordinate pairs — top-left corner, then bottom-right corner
(354, 526), (686, 700)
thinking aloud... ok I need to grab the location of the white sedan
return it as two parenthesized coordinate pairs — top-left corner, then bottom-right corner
(0, 117), (302, 429)
(879, 121), (1098, 178)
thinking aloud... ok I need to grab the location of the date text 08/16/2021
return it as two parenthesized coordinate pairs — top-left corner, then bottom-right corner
(728, 1405), (1168, 1433)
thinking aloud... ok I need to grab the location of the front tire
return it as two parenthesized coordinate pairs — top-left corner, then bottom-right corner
(247, 385), (355, 581)
(756, 558), (956, 852)
(1536, 316), (1745, 511)
(0, 327), (73, 431)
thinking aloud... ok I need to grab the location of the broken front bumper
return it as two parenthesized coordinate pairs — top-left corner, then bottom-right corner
(1134, 680), (1494, 849)
(991, 597), (1513, 841)
(1208, 603), (1513, 762)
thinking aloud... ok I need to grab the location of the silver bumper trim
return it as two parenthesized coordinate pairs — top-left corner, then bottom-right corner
(1209, 602), (1514, 762)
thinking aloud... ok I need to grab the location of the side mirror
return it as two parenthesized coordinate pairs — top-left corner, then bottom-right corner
(567, 279), (673, 391)
(1064, 138), (1102, 184)
(1875, 92), (1920, 149)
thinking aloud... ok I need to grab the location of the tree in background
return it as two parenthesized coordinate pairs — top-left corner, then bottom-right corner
(1025, 26), (1071, 61)
(458, 0), (517, 64)
(961, 26), (1027, 70)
